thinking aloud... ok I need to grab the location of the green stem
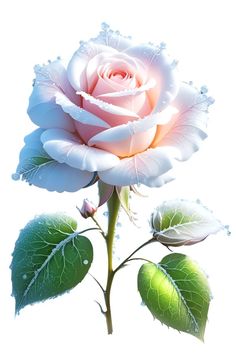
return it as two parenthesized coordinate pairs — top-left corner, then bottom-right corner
(113, 238), (155, 275)
(104, 190), (121, 334)
(90, 215), (106, 239)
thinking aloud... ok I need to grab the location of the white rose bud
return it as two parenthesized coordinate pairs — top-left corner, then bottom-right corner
(79, 199), (97, 219)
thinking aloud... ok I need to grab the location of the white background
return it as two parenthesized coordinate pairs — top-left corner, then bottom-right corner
(0, 0), (235, 353)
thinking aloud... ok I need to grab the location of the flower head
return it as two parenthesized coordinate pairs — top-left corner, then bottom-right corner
(14, 24), (214, 192)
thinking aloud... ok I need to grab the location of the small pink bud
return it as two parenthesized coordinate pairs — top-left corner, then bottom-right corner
(79, 199), (97, 219)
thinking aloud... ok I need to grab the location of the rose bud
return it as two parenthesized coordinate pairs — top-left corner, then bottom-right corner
(151, 199), (223, 247)
(79, 199), (97, 219)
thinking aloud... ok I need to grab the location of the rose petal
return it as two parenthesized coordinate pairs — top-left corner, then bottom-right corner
(85, 52), (141, 93)
(28, 59), (77, 132)
(98, 147), (173, 186)
(145, 170), (175, 188)
(90, 126), (156, 157)
(88, 106), (177, 154)
(41, 128), (120, 172)
(125, 45), (179, 112)
(15, 129), (94, 192)
(67, 42), (117, 92)
(55, 91), (110, 128)
(78, 90), (140, 118)
(98, 78), (156, 98)
(151, 83), (209, 160)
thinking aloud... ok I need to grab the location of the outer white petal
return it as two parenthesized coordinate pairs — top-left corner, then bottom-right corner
(152, 83), (210, 160)
(41, 128), (120, 172)
(78, 91), (139, 118)
(98, 147), (173, 186)
(146, 170), (175, 188)
(55, 91), (110, 128)
(125, 45), (179, 112)
(67, 42), (117, 92)
(15, 129), (94, 192)
(28, 59), (77, 132)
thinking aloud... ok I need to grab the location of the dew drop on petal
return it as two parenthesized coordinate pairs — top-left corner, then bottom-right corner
(207, 96), (215, 105)
(171, 59), (178, 68)
(159, 42), (166, 49)
(12, 173), (20, 181)
(200, 85), (208, 94)
(22, 274), (27, 280)
(101, 22), (109, 31)
(83, 259), (89, 265)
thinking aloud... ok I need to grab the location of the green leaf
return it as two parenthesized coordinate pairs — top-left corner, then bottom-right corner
(138, 253), (211, 340)
(151, 199), (223, 246)
(11, 214), (93, 313)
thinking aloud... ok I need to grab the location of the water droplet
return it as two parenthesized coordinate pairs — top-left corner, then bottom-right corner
(48, 59), (51, 64)
(200, 85), (208, 94)
(171, 59), (178, 68)
(194, 327), (199, 333)
(159, 42), (166, 49)
(103, 211), (109, 217)
(225, 225), (231, 236)
(83, 259), (89, 265)
(207, 96), (215, 105)
(117, 222), (122, 228)
(115, 234), (120, 240)
(22, 274), (27, 280)
(101, 22), (110, 31)
(12, 173), (20, 181)
(57, 56), (61, 60)
(140, 300), (146, 307)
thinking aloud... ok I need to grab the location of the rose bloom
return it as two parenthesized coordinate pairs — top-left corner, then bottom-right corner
(14, 24), (214, 192)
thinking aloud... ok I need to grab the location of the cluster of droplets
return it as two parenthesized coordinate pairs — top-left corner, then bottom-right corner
(77, 22), (133, 55)
(187, 83), (215, 112)
(32, 56), (62, 88)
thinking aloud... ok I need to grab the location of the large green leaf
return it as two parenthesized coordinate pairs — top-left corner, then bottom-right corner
(138, 253), (211, 340)
(11, 214), (93, 313)
(151, 199), (223, 246)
